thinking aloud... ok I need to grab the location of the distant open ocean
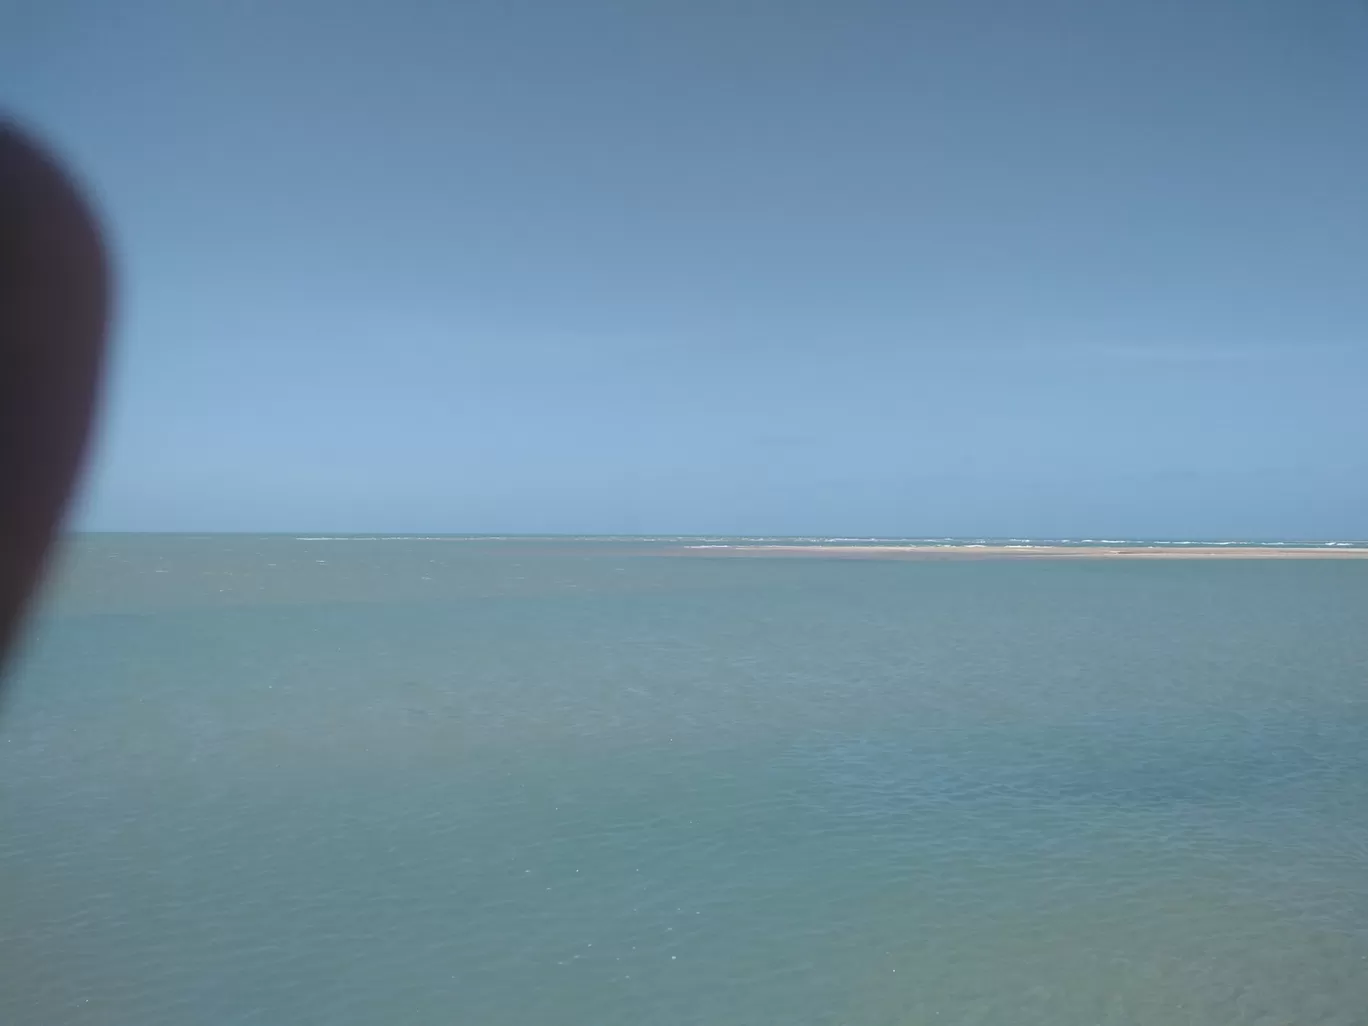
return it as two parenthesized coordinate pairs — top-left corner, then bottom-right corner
(4, 535), (1368, 1024)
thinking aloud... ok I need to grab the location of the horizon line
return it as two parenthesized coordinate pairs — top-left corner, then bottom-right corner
(63, 531), (1368, 544)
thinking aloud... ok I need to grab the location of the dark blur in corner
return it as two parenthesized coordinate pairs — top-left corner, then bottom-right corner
(0, 122), (109, 677)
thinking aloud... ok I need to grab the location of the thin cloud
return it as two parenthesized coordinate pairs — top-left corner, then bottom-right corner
(1088, 345), (1339, 364)
(975, 344), (1354, 365)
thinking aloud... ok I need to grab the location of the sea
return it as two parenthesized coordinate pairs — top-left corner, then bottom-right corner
(3, 534), (1368, 1025)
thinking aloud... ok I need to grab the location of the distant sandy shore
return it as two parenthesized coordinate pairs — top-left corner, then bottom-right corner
(674, 544), (1368, 560)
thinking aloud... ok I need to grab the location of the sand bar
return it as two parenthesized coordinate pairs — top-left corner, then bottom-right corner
(674, 544), (1368, 560)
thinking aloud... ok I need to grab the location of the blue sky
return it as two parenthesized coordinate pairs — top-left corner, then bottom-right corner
(6, 0), (1368, 536)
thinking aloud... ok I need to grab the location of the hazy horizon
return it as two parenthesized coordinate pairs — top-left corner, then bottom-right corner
(62, 530), (1368, 543)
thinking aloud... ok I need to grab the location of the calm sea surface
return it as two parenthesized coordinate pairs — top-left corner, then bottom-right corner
(4, 536), (1368, 1024)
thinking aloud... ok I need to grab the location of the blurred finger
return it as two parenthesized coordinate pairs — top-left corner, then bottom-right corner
(0, 122), (109, 673)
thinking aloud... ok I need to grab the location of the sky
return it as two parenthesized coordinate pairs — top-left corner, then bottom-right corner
(5, 0), (1368, 537)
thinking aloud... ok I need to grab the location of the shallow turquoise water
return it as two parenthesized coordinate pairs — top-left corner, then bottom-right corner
(4, 536), (1368, 1024)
